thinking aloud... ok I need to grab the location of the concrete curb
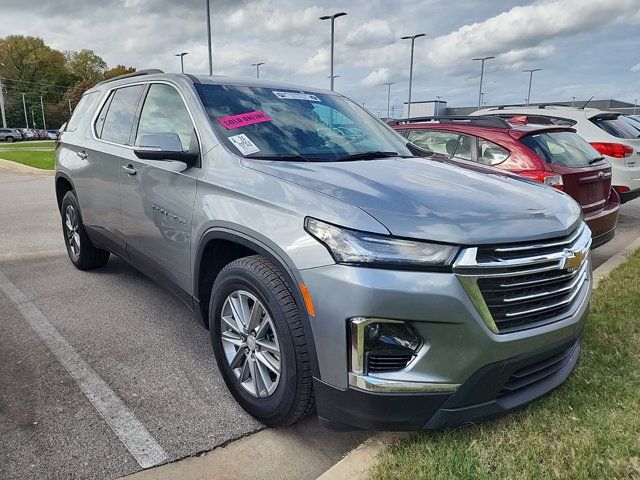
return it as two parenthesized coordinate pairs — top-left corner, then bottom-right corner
(0, 157), (54, 175)
(317, 234), (640, 480)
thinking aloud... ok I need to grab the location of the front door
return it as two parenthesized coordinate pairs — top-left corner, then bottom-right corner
(119, 83), (199, 298)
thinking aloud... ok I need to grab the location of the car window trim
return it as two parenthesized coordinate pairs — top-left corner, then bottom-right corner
(91, 84), (146, 146)
(89, 79), (204, 168)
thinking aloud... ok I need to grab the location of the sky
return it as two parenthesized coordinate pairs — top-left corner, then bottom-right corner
(2, 0), (639, 117)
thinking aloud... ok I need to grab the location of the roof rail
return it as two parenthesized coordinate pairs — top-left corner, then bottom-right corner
(392, 115), (512, 129)
(96, 69), (164, 86)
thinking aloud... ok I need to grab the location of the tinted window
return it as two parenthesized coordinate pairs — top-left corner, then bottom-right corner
(478, 138), (509, 165)
(520, 131), (601, 167)
(195, 84), (411, 161)
(66, 92), (97, 132)
(407, 130), (460, 155)
(94, 91), (113, 138)
(591, 115), (640, 139)
(136, 84), (194, 151)
(100, 85), (144, 145)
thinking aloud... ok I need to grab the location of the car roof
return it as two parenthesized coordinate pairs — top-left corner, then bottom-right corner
(473, 105), (620, 121)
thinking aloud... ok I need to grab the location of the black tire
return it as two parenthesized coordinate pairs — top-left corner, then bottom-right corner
(5, 136), (14, 143)
(61, 191), (110, 270)
(209, 255), (315, 426)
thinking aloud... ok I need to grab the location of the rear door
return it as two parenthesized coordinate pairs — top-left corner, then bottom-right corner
(519, 130), (611, 214)
(119, 82), (198, 298)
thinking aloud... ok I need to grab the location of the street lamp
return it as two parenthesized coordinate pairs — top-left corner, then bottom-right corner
(472, 56), (495, 110)
(383, 82), (395, 119)
(251, 62), (265, 78)
(206, 0), (213, 75)
(175, 52), (189, 74)
(319, 12), (347, 91)
(401, 33), (426, 118)
(634, 99), (638, 115)
(523, 68), (542, 106)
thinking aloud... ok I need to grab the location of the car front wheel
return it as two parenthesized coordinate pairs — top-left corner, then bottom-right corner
(209, 255), (314, 426)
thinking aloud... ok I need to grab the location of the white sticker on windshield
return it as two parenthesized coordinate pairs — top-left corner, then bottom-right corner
(228, 134), (260, 155)
(272, 90), (321, 102)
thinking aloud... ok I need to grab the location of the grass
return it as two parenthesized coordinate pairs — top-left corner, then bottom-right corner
(0, 140), (55, 149)
(369, 250), (640, 480)
(0, 149), (55, 170)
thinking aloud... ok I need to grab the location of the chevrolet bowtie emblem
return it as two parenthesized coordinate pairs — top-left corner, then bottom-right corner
(562, 248), (586, 272)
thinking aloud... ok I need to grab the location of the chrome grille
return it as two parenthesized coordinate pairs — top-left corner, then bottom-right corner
(454, 223), (592, 334)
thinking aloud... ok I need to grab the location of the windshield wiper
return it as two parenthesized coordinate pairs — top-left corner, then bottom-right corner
(589, 156), (605, 164)
(335, 151), (400, 162)
(246, 154), (325, 162)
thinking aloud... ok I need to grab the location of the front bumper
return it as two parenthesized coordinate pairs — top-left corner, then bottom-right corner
(315, 330), (584, 431)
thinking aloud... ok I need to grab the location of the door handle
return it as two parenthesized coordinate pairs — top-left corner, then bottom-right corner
(122, 165), (137, 176)
(76, 151), (87, 159)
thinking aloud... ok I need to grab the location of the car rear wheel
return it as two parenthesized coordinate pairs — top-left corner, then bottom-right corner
(61, 191), (110, 270)
(5, 136), (15, 143)
(209, 255), (315, 426)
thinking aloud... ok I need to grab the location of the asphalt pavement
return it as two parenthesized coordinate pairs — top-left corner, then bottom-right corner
(1, 167), (639, 479)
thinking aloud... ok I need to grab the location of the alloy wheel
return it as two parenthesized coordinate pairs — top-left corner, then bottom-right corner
(65, 205), (81, 258)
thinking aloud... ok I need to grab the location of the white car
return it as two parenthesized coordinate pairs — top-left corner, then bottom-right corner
(472, 106), (640, 203)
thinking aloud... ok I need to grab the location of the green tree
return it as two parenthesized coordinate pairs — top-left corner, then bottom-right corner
(104, 65), (136, 80)
(65, 49), (107, 84)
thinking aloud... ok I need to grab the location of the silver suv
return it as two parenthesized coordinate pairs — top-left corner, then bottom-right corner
(55, 70), (592, 430)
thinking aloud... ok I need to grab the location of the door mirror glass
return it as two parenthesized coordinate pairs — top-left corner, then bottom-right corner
(134, 133), (198, 165)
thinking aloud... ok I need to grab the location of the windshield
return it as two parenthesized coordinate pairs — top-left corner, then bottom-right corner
(520, 131), (603, 167)
(195, 84), (412, 161)
(591, 115), (640, 139)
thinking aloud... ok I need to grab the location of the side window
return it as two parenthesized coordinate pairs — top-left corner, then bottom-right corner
(478, 138), (509, 165)
(94, 91), (113, 139)
(407, 130), (461, 156)
(135, 84), (194, 151)
(100, 85), (145, 145)
(65, 92), (97, 132)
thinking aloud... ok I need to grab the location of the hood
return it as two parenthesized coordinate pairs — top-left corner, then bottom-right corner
(243, 157), (582, 245)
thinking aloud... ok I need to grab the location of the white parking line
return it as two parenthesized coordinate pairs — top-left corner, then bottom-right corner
(0, 271), (169, 469)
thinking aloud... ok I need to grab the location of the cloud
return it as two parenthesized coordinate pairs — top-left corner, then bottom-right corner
(361, 68), (391, 86)
(345, 19), (394, 48)
(299, 48), (329, 75)
(631, 63), (640, 72)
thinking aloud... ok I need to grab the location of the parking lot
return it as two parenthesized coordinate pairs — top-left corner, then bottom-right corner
(1, 166), (640, 479)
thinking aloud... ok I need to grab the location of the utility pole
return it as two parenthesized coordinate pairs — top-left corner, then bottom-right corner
(206, 0), (213, 75)
(472, 56), (495, 110)
(22, 93), (29, 128)
(251, 62), (265, 78)
(0, 77), (6, 129)
(383, 82), (395, 120)
(40, 96), (47, 130)
(401, 33), (426, 118)
(319, 12), (347, 91)
(523, 68), (542, 106)
(31, 109), (36, 128)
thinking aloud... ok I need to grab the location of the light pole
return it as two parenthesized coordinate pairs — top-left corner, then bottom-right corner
(251, 62), (265, 78)
(383, 82), (395, 119)
(572, 96), (576, 107)
(319, 12), (347, 91)
(523, 68), (542, 106)
(175, 52), (189, 73)
(40, 96), (47, 130)
(634, 99), (637, 115)
(480, 92), (485, 108)
(0, 77), (6, 129)
(472, 56), (494, 110)
(206, 0), (213, 75)
(21, 93), (29, 128)
(31, 109), (36, 128)
(401, 33), (426, 118)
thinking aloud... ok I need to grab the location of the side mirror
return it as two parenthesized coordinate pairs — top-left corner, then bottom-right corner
(134, 133), (198, 166)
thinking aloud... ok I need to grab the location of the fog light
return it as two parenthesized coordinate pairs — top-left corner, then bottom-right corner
(350, 318), (422, 375)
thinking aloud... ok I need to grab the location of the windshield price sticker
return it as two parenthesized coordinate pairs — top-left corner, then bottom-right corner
(228, 134), (260, 155)
(218, 110), (271, 130)
(272, 91), (321, 102)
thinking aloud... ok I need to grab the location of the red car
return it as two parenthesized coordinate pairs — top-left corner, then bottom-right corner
(393, 116), (620, 248)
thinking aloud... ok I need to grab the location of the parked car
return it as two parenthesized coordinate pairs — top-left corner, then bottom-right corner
(393, 116), (619, 247)
(19, 128), (36, 140)
(623, 115), (640, 131)
(56, 71), (591, 430)
(46, 129), (59, 140)
(472, 106), (640, 203)
(0, 128), (22, 142)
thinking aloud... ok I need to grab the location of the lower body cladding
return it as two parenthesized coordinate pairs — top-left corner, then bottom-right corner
(299, 264), (591, 430)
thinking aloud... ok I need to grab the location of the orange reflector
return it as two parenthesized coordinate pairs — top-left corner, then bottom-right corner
(299, 284), (316, 317)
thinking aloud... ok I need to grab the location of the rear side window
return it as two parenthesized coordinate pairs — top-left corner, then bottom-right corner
(478, 138), (509, 165)
(65, 92), (97, 132)
(135, 84), (194, 151)
(99, 85), (145, 145)
(407, 130), (460, 156)
(520, 131), (601, 167)
(591, 115), (640, 139)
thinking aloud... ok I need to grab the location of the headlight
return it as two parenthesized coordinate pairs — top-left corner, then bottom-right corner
(304, 217), (459, 268)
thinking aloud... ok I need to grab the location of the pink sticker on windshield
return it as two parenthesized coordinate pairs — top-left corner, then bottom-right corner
(218, 110), (271, 130)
